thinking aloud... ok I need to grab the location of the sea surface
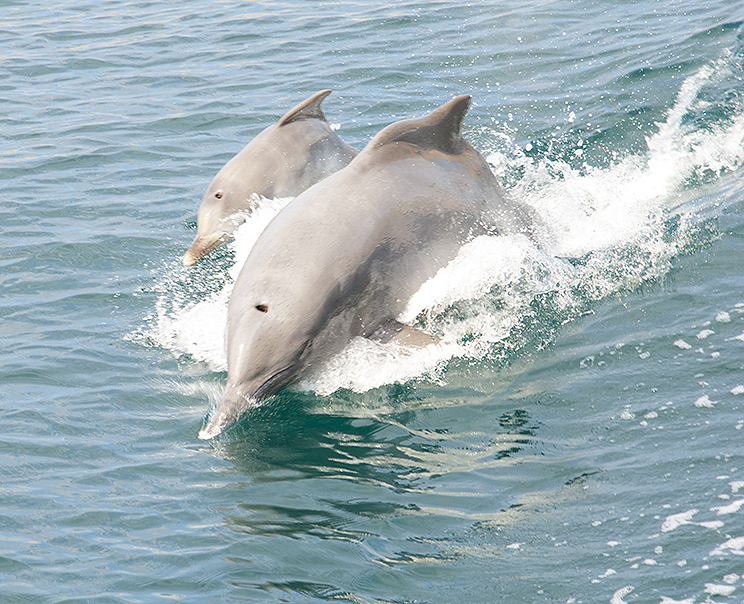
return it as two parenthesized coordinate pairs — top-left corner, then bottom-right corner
(2, 1), (744, 602)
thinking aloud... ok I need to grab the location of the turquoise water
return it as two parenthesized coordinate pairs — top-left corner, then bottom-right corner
(2, 1), (744, 602)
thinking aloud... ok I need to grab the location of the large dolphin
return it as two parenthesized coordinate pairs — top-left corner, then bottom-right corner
(183, 89), (358, 265)
(199, 95), (536, 439)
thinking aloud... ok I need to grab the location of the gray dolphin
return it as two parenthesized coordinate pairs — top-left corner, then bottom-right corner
(198, 95), (536, 439)
(183, 89), (358, 265)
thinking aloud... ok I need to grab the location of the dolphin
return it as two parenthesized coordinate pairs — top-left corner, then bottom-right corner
(182, 89), (358, 265)
(198, 95), (536, 439)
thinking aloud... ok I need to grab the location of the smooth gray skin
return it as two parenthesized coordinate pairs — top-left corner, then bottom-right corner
(183, 89), (357, 265)
(199, 95), (537, 439)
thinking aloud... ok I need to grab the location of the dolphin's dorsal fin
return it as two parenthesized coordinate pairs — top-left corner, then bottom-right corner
(277, 89), (332, 126)
(370, 95), (472, 155)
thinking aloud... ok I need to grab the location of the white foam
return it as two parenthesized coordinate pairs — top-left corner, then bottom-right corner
(610, 586), (634, 604)
(711, 499), (744, 515)
(710, 536), (744, 557)
(401, 234), (561, 323)
(298, 337), (460, 397)
(153, 285), (230, 371)
(661, 509), (697, 533)
(498, 55), (744, 260)
(704, 583), (736, 596)
(694, 395), (717, 408)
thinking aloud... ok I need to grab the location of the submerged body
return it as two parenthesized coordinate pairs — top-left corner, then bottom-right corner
(183, 89), (357, 265)
(199, 95), (536, 439)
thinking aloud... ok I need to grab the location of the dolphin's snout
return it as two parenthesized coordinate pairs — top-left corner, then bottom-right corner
(182, 250), (199, 267)
(198, 365), (300, 439)
(198, 409), (232, 440)
(183, 232), (229, 266)
(198, 383), (254, 440)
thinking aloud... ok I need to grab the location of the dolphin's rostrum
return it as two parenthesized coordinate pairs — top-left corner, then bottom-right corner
(183, 89), (357, 265)
(199, 95), (536, 439)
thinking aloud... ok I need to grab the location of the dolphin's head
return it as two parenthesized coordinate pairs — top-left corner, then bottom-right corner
(182, 178), (252, 266)
(182, 127), (280, 267)
(198, 280), (321, 439)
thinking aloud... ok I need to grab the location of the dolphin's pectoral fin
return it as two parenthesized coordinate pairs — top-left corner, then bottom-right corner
(368, 319), (438, 347)
(389, 325), (439, 347)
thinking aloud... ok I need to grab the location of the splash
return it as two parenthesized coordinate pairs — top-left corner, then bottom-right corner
(500, 51), (744, 259)
(145, 56), (744, 396)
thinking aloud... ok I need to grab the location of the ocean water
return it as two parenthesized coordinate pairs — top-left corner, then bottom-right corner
(2, 1), (744, 602)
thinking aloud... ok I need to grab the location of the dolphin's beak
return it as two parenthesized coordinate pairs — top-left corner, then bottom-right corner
(182, 232), (230, 266)
(198, 365), (299, 439)
(198, 412), (230, 440)
(198, 383), (253, 440)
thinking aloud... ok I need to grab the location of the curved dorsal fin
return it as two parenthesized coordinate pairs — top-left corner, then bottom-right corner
(370, 95), (472, 155)
(277, 89), (332, 126)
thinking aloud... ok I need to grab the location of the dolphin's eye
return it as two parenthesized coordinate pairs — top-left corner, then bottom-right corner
(255, 304), (268, 313)
(215, 191), (223, 199)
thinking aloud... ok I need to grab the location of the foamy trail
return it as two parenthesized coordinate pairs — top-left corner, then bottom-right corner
(504, 55), (744, 259)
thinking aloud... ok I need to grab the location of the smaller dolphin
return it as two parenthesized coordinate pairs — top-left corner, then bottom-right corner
(198, 95), (537, 439)
(182, 90), (357, 265)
